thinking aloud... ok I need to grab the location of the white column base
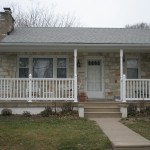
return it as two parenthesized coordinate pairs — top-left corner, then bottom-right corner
(120, 107), (127, 118)
(78, 104), (84, 118)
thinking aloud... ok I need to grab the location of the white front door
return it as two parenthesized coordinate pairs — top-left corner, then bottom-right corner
(86, 57), (104, 99)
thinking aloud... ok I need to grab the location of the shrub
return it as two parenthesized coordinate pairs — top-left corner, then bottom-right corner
(145, 106), (150, 116)
(40, 106), (53, 117)
(61, 102), (75, 115)
(1, 108), (12, 116)
(127, 103), (137, 117)
(22, 111), (31, 117)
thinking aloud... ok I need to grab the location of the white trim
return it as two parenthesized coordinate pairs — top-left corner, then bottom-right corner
(74, 49), (77, 102)
(120, 49), (123, 101)
(120, 49), (123, 78)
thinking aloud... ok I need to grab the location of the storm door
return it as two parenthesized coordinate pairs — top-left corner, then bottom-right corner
(86, 58), (104, 99)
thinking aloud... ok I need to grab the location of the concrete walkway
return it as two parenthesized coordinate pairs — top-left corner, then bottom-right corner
(91, 118), (150, 150)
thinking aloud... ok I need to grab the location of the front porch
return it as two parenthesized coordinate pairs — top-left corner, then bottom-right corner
(1, 49), (150, 102)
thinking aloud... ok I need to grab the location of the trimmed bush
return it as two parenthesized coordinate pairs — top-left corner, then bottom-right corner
(61, 102), (75, 115)
(1, 108), (12, 116)
(40, 106), (53, 117)
(22, 111), (31, 117)
(127, 103), (137, 117)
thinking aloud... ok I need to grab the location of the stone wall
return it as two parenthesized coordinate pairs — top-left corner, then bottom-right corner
(103, 53), (120, 99)
(77, 52), (120, 99)
(0, 52), (75, 78)
(0, 53), (17, 78)
(140, 53), (150, 78)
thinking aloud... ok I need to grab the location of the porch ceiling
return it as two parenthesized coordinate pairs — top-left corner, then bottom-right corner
(0, 43), (150, 53)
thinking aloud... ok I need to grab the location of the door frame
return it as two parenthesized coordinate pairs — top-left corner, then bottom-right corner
(85, 56), (105, 99)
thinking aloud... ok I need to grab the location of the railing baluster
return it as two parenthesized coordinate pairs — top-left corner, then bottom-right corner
(13, 80), (15, 98)
(142, 80), (144, 98)
(42, 80), (44, 98)
(137, 80), (139, 99)
(133, 80), (135, 98)
(48, 80), (50, 98)
(19, 80), (21, 98)
(46, 80), (47, 99)
(145, 80), (147, 98)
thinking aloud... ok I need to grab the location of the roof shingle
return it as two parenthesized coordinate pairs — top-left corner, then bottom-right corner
(1, 27), (150, 44)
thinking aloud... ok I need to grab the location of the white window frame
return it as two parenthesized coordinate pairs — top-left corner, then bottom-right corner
(125, 56), (140, 79)
(17, 55), (68, 78)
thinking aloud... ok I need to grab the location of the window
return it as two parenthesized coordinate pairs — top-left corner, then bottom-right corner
(18, 57), (67, 78)
(33, 58), (53, 78)
(19, 58), (29, 78)
(57, 58), (67, 78)
(127, 58), (139, 79)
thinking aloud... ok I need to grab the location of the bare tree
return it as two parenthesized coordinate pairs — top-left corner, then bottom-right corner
(8, 3), (81, 27)
(125, 22), (150, 29)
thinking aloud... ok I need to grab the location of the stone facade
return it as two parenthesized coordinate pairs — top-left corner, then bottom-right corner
(77, 52), (120, 99)
(103, 53), (120, 99)
(0, 52), (150, 99)
(140, 53), (150, 78)
(0, 53), (17, 78)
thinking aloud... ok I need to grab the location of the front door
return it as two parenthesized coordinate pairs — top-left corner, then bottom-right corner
(86, 57), (104, 99)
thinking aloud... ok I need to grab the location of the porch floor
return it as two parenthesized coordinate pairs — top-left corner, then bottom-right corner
(91, 118), (150, 150)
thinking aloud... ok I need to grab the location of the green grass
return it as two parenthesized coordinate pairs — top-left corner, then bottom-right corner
(121, 119), (150, 140)
(0, 116), (111, 150)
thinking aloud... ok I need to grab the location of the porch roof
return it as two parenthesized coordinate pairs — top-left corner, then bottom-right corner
(1, 27), (150, 45)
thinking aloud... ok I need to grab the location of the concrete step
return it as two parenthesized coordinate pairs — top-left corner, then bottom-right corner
(85, 112), (122, 118)
(85, 107), (120, 112)
(83, 102), (120, 107)
(82, 101), (122, 118)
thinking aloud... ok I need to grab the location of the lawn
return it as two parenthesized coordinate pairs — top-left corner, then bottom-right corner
(121, 118), (150, 140)
(0, 116), (111, 150)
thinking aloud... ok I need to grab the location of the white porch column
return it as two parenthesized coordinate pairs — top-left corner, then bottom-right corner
(122, 74), (126, 102)
(29, 74), (32, 102)
(74, 49), (78, 102)
(120, 49), (123, 101)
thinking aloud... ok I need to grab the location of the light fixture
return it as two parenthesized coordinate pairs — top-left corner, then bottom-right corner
(77, 59), (81, 67)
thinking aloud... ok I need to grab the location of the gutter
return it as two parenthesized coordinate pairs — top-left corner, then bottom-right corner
(1, 42), (150, 47)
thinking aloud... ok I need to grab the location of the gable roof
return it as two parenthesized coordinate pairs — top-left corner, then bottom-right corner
(1, 27), (150, 45)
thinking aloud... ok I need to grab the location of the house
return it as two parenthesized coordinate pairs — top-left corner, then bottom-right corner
(0, 8), (150, 117)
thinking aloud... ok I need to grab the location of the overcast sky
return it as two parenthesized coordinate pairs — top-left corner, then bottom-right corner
(0, 0), (150, 28)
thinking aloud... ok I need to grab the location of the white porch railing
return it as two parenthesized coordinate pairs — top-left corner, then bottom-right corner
(122, 75), (150, 101)
(0, 75), (75, 102)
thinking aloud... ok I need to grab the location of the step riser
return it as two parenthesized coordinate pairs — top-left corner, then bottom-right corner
(85, 108), (120, 112)
(82, 101), (121, 118)
(84, 103), (119, 107)
(85, 113), (122, 118)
